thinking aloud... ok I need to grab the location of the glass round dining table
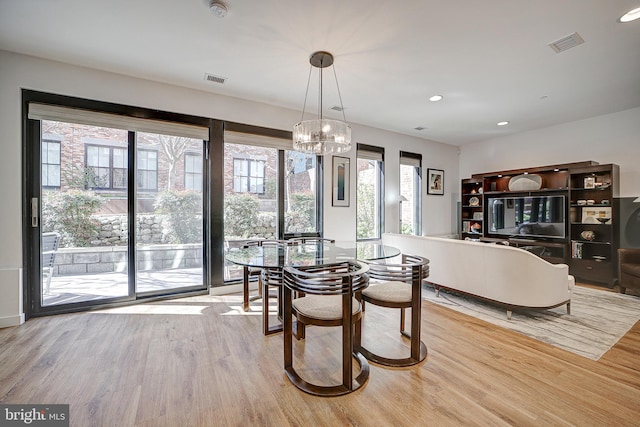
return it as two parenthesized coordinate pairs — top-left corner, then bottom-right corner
(225, 241), (400, 269)
(225, 240), (400, 335)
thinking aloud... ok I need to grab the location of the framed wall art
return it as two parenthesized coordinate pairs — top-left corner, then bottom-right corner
(427, 168), (444, 195)
(332, 156), (350, 207)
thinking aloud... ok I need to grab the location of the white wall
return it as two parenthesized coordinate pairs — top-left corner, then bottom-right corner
(0, 50), (458, 326)
(459, 107), (640, 198)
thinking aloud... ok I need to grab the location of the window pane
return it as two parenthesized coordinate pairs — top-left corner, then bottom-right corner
(113, 148), (125, 168)
(284, 151), (317, 234)
(400, 163), (420, 235)
(357, 157), (382, 240)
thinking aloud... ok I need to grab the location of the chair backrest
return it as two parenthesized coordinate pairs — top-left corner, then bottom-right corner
(243, 239), (299, 248)
(283, 261), (369, 296)
(42, 232), (61, 268)
(288, 237), (335, 244)
(365, 254), (429, 284)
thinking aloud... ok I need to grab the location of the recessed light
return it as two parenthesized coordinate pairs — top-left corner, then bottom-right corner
(429, 95), (443, 102)
(497, 174), (503, 178)
(497, 121), (509, 126)
(524, 172), (529, 175)
(620, 7), (640, 23)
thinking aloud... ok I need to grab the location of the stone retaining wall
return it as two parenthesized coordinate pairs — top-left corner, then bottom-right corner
(53, 244), (203, 276)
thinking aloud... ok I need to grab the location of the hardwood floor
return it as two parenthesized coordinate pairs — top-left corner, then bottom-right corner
(1, 287), (639, 426)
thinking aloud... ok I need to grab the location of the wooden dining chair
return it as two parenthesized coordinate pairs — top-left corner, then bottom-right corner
(258, 239), (299, 335)
(241, 239), (297, 312)
(288, 237), (335, 244)
(282, 260), (370, 396)
(356, 254), (430, 367)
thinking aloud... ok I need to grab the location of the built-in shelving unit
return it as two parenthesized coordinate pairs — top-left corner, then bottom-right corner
(460, 178), (484, 240)
(461, 161), (620, 286)
(568, 164), (620, 285)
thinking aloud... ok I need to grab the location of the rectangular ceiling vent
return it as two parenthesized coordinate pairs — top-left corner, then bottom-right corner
(204, 73), (227, 84)
(330, 105), (344, 112)
(413, 126), (426, 131)
(548, 32), (585, 53)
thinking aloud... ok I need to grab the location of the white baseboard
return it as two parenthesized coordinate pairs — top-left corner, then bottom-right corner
(209, 282), (257, 296)
(0, 313), (25, 329)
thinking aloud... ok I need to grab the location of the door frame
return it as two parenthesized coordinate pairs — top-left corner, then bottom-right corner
(22, 90), (217, 318)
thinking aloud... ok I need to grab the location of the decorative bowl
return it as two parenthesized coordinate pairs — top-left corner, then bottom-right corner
(580, 230), (596, 241)
(596, 217), (610, 224)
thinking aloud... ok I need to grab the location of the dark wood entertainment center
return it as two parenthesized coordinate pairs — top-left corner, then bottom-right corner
(461, 161), (620, 286)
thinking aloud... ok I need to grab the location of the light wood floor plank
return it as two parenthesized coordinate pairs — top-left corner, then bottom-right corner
(0, 289), (639, 426)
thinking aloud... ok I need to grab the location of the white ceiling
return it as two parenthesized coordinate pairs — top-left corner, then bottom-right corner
(1, 0), (639, 145)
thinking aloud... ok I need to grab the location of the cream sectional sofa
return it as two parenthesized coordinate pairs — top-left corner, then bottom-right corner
(382, 233), (574, 319)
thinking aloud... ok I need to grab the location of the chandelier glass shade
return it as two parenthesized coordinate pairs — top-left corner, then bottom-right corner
(292, 51), (351, 155)
(292, 118), (351, 155)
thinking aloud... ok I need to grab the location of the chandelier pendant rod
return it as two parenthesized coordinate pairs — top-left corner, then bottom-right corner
(332, 64), (348, 123)
(300, 65), (313, 123)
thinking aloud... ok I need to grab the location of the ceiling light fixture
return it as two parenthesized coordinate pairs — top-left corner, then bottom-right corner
(293, 51), (351, 155)
(209, 1), (228, 18)
(429, 95), (443, 102)
(497, 121), (509, 126)
(620, 7), (640, 22)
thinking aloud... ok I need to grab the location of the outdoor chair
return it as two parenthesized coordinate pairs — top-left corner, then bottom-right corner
(282, 260), (370, 396)
(356, 254), (429, 367)
(42, 232), (61, 295)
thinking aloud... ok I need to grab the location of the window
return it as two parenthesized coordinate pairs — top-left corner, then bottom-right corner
(400, 151), (422, 235)
(42, 139), (60, 188)
(85, 145), (158, 191)
(137, 149), (158, 191)
(86, 145), (127, 190)
(185, 153), (202, 191)
(356, 144), (384, 240)
(233, 158), (265, 194)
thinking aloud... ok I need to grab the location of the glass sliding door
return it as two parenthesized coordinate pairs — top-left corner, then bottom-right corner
(26, 95), (211, 316)
(223, 141), (279, 281)
(222, 131), (322, 283)
(135, 132), (205, 294)
(40, 120), (131, 306)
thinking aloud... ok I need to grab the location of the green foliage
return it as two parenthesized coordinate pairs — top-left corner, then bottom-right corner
(42, 190), (103, 247)
(288, 193), (315, 232)
(401, 223), (414, 235)
(356, 181), (376, 239)
(154, 190), (203, 244)
(223, 194), (259, 238)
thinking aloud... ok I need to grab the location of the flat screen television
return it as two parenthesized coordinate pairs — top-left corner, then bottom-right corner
(486, 195), (566, 239)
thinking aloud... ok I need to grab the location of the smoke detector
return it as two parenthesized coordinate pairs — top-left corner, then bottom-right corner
(209, 1), (228, 18)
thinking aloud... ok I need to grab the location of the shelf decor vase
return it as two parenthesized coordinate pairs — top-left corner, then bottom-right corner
(508, 174), (542, 191)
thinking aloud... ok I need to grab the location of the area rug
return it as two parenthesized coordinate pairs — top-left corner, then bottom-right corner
(422, 285), (640, 360)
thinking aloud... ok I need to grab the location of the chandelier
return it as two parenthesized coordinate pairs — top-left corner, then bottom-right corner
(293, 51), (351, 155)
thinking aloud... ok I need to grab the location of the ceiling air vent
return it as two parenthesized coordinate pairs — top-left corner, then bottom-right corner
(414, 126), (426, 131)
(548, 32), (585, 53)
(330, 105), (344, 112)
(204, 73), (227, 84)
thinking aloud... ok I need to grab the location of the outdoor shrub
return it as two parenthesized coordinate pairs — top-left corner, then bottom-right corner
(357, 181), (376, 239)
(42, 190), (103, 247)
(287, 193), (314, 233)
(154, 190), (203, 244)
(224, 194), (259, 238)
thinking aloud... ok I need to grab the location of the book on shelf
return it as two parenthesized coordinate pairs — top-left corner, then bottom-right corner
(571, 240), (583, 259)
